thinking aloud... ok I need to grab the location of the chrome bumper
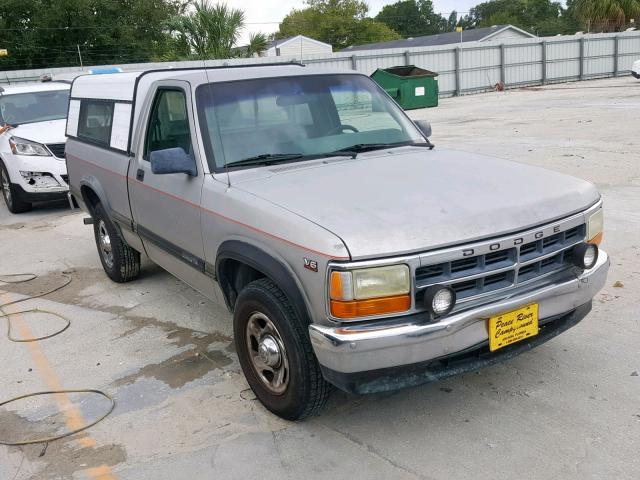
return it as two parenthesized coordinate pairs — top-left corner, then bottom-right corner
(310, 250), (609, 375)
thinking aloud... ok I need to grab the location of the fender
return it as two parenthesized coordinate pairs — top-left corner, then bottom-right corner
(78, 176), (133, 229)
(216, 240), (313, 325)
(78, 175), (110, 213)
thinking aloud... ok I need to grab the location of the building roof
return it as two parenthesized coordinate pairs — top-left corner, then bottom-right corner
(343, 25), (535, 52)
(267, 35), (332, 51)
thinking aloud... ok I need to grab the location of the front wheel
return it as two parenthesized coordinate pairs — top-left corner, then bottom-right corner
(0, 161), (32, 214)
(234, 278), (331, 420)
(92, 202), (140, 283)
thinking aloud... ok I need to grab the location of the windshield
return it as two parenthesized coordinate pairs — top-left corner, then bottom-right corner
(196, 74), (425, 169)
(0, 89), (70, 126)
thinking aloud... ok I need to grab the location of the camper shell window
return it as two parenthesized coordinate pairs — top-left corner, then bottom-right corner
(77, 99), (115, 146)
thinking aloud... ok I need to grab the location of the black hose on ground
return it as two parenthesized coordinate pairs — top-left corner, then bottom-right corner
(0, 273), (116, 446)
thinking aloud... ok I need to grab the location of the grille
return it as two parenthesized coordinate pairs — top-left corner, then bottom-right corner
(47, 143), (66, 158)
(415, 224), (586, 306)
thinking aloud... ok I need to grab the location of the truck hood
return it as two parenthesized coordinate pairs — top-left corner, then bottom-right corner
(7, 119), (67, 144)
(233, 147), (600, 260)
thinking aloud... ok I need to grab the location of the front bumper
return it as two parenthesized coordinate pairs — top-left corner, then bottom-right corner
(310, 250), (609, 393)
(1, 151), (68, 196)
(11, 183), (69, 202)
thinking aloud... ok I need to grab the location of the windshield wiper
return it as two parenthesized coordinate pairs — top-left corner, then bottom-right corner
(225, 153), (304, 168)
(332, 143), (397, 155)
(330, 141), (434, 157)
(225, 151), (359, 169)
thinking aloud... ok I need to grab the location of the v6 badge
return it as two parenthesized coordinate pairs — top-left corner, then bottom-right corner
(304, 258), (318, 272)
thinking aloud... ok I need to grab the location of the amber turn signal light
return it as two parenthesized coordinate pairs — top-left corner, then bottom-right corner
(588, 231), (603, 246)
(330, 295), (411, 319)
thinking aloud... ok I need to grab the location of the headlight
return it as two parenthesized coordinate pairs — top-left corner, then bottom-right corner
(330, 265), (410, 319)
(9, 136), (51, 156)
(587, 208), (603, 245)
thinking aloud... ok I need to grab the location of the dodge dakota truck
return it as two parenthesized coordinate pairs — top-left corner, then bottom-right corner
(65, 64), (609, 420)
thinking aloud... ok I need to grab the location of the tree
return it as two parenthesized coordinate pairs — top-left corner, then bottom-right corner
(0, 0), (187, 71)
(458, 0), (579, 36)
(245, 32), (268, 58)
(170, 1), (245, 59)
(446, 11), (459, 31)
(375, 0), (446, 37)
(569, 0), (640, 32)
(277, 0), (401, 50)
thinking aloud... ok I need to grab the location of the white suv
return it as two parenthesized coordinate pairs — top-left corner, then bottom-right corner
(0, 81), (70, 213)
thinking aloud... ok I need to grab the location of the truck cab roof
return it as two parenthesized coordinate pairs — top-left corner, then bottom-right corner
(70, 64), (352, 102)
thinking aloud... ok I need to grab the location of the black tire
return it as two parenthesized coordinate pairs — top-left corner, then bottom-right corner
(234, 278), (331, 420)
(92, 202), (140, 283)
(0, 161), (32, 214)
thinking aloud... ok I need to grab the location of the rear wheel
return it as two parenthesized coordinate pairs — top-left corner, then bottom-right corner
(234, 278), (331, 420)
(0, 162), (32, 214)
(92, 202), (140, 282)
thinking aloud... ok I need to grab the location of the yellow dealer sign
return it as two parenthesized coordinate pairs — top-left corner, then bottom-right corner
(0, 49), (7, 57)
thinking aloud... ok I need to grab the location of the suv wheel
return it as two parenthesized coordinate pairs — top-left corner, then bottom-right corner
(234, 278), (331, 420)
(92, 202), (141, 282)
(1, 161), (32, 214)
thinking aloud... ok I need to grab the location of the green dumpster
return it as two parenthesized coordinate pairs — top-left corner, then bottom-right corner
(371, 66), (439, 109)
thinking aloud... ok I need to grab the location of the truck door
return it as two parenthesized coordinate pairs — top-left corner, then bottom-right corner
(128, 82), (211, 293)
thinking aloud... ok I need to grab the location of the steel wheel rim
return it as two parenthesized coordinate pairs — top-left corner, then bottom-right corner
(98, 220), (114, 269)
(1, 168), (11, 207)
(246, 311), (289, 395)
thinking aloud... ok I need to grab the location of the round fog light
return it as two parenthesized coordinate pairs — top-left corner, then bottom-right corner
(423, 285), (456, 318)
(573, 243), (599, 269)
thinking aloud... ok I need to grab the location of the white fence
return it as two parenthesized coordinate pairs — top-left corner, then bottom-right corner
(2, 31), (639, 96)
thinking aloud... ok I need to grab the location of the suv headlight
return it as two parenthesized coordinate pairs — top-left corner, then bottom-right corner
(587, 208), (603, 245)
(9, 136), (51, 156)
(329, 265), (411, 319)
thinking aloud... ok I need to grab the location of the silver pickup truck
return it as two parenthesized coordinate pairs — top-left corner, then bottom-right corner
(65, 64), (608, 420)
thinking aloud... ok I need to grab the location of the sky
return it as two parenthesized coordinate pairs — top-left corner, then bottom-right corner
(227, 0), (481, 44)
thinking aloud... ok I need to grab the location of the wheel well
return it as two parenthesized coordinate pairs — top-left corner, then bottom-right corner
(218, 259), (265, 310)
(81, 186), (101, 215)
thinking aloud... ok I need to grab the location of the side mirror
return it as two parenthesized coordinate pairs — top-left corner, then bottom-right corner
(149, 147), (197, 176)
(414, 120), (432, 139)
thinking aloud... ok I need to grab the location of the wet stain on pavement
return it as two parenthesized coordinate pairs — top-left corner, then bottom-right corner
(114, 347), (232, 389)
(113, 315), (234, 389)
(0, 408), (63, 446)
(23, 440), (126, 480)
(116, 314), (231, 347)
(1, 410), (126, 480)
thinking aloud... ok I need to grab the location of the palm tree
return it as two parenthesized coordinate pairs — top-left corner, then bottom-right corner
(571, 0), (640, 32)
(171, 1), (245, 59)
(244, 33), (268, 58)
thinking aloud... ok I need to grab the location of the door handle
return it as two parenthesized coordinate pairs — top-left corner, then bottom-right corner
(136, 169), (145, 182)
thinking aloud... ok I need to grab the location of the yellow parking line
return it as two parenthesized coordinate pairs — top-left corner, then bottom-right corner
(1, 291), (117, 479)
(84, 464), (119, 480)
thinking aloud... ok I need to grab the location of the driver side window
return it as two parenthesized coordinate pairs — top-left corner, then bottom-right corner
(144, 89), (192, 159)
